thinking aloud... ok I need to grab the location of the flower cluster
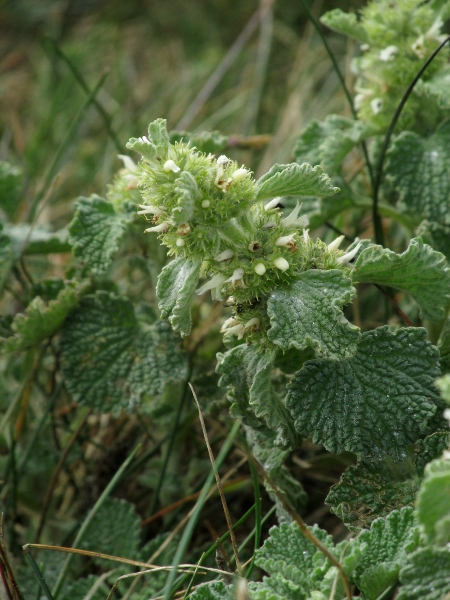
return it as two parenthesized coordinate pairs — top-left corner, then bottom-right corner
(127, 119), (360, 343)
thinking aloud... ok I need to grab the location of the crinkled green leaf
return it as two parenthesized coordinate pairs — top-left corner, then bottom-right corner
(249, 574), (303, 600)
(353, 238), (450, 321)
(414, 432), (450, 476)
(254, 522), (335, 596)
(69, 195), (134, 274)
(417, 458), (450, 545)
(2, 281), (87, 352)
(415, 71), (450, 111)
(326, 458), (419, 530)
(60, 291), (187, 412)
(80, 498), (141, 566)
(156, 256), (202, 337)
(353, 508), (419, 600)
(61, 575), (106, 600)
(170, 130), (228, 155)
(188, 581), (232, 599)
(0, 161), (23, 220)
(127, 118), (170, 160)
(287, 327), (440, 461)
(398, 548), (450, 600)
(172, 171), (200, 225)
(320, 9), (370, 42)
(0, 223), (13, 293)
(267, 270), (360, 359)
(294, 116), (372, 175)
(417, 219), (450, 261)
(255, 163), (339, 200)
(217, 344), (296, 448)
(386, 122), (450, 225)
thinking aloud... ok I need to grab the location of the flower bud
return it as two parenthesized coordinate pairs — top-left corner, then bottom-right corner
(274, 257), (289, 271)
(201, 200), (210, 208)
(144, 222), (170, 233)
(232, 168), (250, 182)
(327, 235), (345, 251)
(264, 197), (282, 211)
(337, 241), (362, 265)
(215, 249), (234, 262)
(254, 263), (266, 276)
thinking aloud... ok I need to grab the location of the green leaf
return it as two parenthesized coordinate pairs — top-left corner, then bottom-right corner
(188, 581), (232, 599)
(2, 281), (87, 352)
(61, 575), (106, 600)
(320, 9), (370, 43)
(417, 219), (450, 262)
(79, 498), (141, 566)
(217, 344), (296, 448)
(326, 458), (419, 530)
(386, 122), (450, 225)
(267, 270), (360, 359)
(353, 238), (450, 321)
(398, 548), (450, 600)
(417, 458), (450, 545)
(287, 327), (440, 461)
(353, 508), (420, 600)
(68, 195), (134, 274)
(0, 161), (24, 220)
(0, 223), (13, 294)
(5, 224), (71, 255)
(293, 116), (372, 175)
(169, 130), (228, 155)
(172, 171), (200, 225)
(127, 118), (170, 160)
(414, 432), (450, 476)
(255, 163), (339, 200)
(156, 256), (202, 337)
(60, 291), (187, 412)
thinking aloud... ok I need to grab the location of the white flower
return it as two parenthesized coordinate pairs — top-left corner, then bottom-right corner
(220, 317), (245, 340)
(275, 234), (296, 248)
(337, 241), (362, 265)
(327, 235), (345, 251)
(303, 229), (310, 243)
(137, 204), (163, 216)
(118, 155), (138, 172)
(379, 45), (398, 61)
(281, 202), (309, 229)
(196, 274), (227, 300)
(254, 263), (266, 276)
(225, 296), (236, 306)
(215, 249), (234, 262)
(217, 155), (230, 165)
(274, 257), (289, 271)
(264, 197), (282, 211)
(232, 168), (250, 182)
(176, 238), (185, 247)
(243, 317), (260, 331)
(370, 98), (383, 115)
(224, 268), (247, 288)
(163, 159), (181, 173)
(144, 222), (171, 233)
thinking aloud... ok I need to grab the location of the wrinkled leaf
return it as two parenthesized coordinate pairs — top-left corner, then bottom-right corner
(169, 130), (228, 155)
(320, 8), (370, 42)
(188, 581), (232, 599)
(417, 458), (450, 545)
(353, 238), (450, 321)
(287, 327), (440, 461)
(398, 548), (450, 600)
(60, 291), (187, 412)
(267, 269), (360, 359)
(156, 256), (202, 337)
(256, 163), (339, 200)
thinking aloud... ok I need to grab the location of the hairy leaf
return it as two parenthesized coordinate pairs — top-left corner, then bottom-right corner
(353, 238), (450, 321)
(60, 292), (187, 412)
(326, 458), (419, 530)
(69, 195), (134, 274)
(287, 327), (440, 461)
(353, 508), (419, 600)
(398, 548), (450, 600)
(217, 344), (296, 448)
(169, 130), (228, 154)
(2, 281), (87, 352)
(320, 8), (370, 42)
(156, 256), (202, 337)
(386, 122), (450, 225)
(172, 170), (200, 225)
(417, 458), (450, 545)
(414, 432), (450, 476)
(417, 219), (450, 262)
(294, 116), (372, 174)
(255, 163), (339, 200)
(267, 270), (360, 359)
(188, 581), (232, 599)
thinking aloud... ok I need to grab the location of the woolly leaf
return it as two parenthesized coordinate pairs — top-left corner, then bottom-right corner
(294, 116), (372, 174)
(0, 161), (23, 220)
(61, 576), (106, 600)
(2, 281), (87, 352)
(386, 122), (450, 225)
(417, 219), (450, 262)
(156, 256), (202, 337)
(217, 344), (296, 448)
(68, 195), (134, 274)
(353, 238), (450, 321)
(414, 432), (450, 476)
(326, 458), (419, 530)
(188, 581), (232, 599)
(287, 327), (440, 461)
(60, 291), (187, 412)
(417, 458), (450, 545)
(169, 130), (228, 154)
(353, 508), (420, 600)
(267, 270), (359, 359)
(320, 9), (370, 43)
(148, 118), (170, 151)
(398, 548), (450, 600)
(80, 497), (141, 562)
(255, 163), (339, 200)
(0, 223), (13, 293)
(172, 170), (200, 225)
